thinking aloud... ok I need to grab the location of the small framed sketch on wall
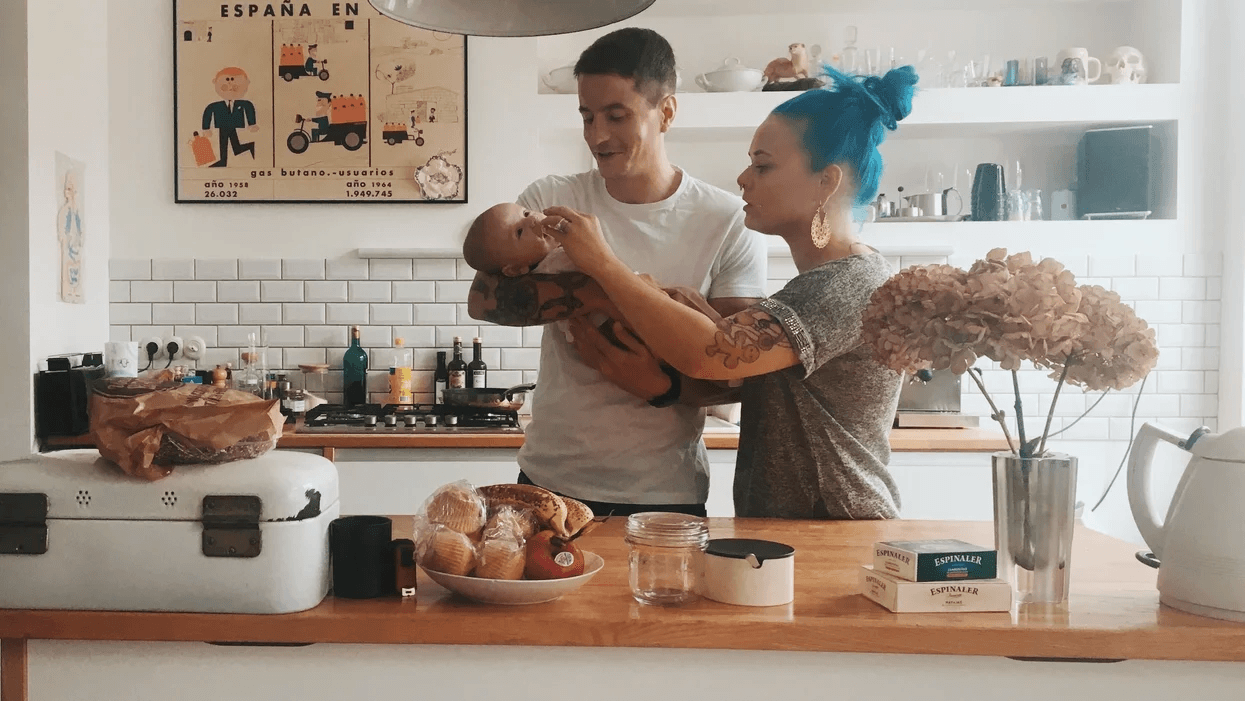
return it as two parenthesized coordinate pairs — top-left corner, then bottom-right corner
(174, 0), (467, 203)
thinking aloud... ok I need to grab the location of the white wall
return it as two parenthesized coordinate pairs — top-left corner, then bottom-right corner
(0, 1), (33, 462)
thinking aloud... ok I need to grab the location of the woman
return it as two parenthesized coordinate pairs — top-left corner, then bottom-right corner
(544, 65), (918, 519)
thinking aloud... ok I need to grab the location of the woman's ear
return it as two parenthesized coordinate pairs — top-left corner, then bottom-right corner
(820, 164), (845, 199)
(658, 94), (678, 133)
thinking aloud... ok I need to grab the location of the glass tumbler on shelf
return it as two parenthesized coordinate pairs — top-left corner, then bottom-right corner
(625, 512), (709, 606)
(1026, 189), (1044, 221)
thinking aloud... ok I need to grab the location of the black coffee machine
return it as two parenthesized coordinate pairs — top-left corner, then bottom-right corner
(35, 353), (105, 447)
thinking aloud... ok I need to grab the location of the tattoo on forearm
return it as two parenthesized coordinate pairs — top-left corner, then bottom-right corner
(706, 310), (791, 368)
(483, 272), (597, 325)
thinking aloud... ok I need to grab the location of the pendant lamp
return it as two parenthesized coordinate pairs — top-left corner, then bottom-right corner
(368, 0), (656, 37)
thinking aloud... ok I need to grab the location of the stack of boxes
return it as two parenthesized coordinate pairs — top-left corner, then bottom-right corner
(860, 539), (1011, 612)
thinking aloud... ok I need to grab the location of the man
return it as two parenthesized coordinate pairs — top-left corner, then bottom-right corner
(201, 67), (258, 167)
(310, 91), (332, 143)
(304, 43), (320, 76)
(467, 28), (767, 517)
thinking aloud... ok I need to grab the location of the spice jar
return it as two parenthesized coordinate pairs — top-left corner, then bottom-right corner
(624, 511), (709, 606)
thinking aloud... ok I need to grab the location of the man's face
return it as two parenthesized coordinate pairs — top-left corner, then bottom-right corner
(577, 73), (671, 183)
(315, 98), (330, 116)
(213, 72), (250, 100)
(308, 45), (318, 57)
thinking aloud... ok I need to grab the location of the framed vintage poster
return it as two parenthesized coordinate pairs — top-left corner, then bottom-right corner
(174, 1), (467, 203)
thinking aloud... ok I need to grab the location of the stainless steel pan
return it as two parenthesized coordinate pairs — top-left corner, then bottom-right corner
(442, 383), (535, 411)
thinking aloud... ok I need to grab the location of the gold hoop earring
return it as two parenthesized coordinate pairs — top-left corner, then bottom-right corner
(811, 204), (833, 249)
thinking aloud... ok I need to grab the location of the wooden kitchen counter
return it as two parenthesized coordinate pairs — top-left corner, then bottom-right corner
(43, 423), (1010, 452)
(2, 518), (1242, 666)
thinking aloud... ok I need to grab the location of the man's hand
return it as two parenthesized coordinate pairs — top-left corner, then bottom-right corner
(568, 317), (671, 401)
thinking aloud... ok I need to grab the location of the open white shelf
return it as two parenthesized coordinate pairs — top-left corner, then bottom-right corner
(536, 83), (1180, 139)
(644, 0), (1139, 16)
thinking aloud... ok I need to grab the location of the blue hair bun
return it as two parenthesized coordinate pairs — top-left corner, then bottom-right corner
(860, 66), (918, 130)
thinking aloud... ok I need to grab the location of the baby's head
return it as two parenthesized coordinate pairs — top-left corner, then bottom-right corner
(462, 203), (557, 276)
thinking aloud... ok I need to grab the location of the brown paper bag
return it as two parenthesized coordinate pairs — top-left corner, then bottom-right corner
(88, 377), (285, 481)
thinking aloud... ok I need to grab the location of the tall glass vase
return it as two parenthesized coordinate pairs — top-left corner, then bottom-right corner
(992, 452), (1078, 604)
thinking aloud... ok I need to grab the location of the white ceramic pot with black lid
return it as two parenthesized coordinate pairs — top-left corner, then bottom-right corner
(701, 538), (795, 607)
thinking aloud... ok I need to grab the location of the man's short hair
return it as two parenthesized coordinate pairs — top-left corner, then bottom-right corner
(308, 43), (318, 49)
(315, 91), (332, 99)
(214, 66), (248, 81)
(574, 27), (676, 105)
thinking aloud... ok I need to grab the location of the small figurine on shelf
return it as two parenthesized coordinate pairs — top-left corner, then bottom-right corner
(761, 42), (826, 92)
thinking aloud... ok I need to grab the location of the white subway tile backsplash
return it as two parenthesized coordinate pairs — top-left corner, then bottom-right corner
(436, 280), (473, 303)
(173, 281), (216, 303)
(1206, 324), (1221, 347)
(1206, 277), (1222, 301)
(413, 304), (456, 325)
(218, 326), (262, 348)
(173, 326), (219, 346)
(1207, 371), (1220, 394)
(370, 259), (413, 280)
(151, 259), (195, 280)
(349, 281), (392, 303)
(502, 348), (541, 369)
(1181, 347), (1220, 371)
(326, 258), (369, 280)
(456, 259), (477, 280)
(324, 353), (345, 373)
(1133, 300), (1182, 325)
(284, 348), (327, 367)
(457, 304), (472, 323)
(196, 303), (239, 325)
(152, 303), (195, 325)
(238, 303), (282, 325)
(110, 326), (131, 342)
(306, 281), (349, 303)
(393, 327), (437, 347)
(479, 326), (523, 347)
(1157, 370), (1205, 394)
(1159, 277), (1206, 301)
(261, 280), (304, 302)
(283, 303), (326, 325)
(393, 281), (436, 302)
(1111, 277), (1159, 301)
(371, 304), (413, 325)
(283, 259), (326, 280)
(326, 303), (369, 325)
(482, 349), (502, 368)
(413, 259), (456, 280)
(131, 326), (175, 341)
(436, 326), (480, 347)
(195, 259), (238, 280)
(217, 281), (262, 303)
(239, 259), (283, 280)
(1184, 254), (1222, 277)
(1182, 300), (1221, 325)
(489, 371), (524, 388)
(111, 259), (151, 281)
(1088, 255), (1135, 277)
(1180, 394), (1219, 417)
(523, 370), (539, 384)
(261, 325), (304, 347)
(1156, 323), (1205, 348)
(1055, 417), (1110, 441)
(1154, 350), (1182, 371)
(307, 326), (348, 348)
(1135, 254), (1183, 277)
(130, 281), (174, 303)
(202, 347), (240, 369)
(358, 324), (393, 348)
(109, 281), (130, 303)
(523, 326), (544, 347)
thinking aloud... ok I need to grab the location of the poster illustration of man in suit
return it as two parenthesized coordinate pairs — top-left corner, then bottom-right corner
(201, 67), (259, 167)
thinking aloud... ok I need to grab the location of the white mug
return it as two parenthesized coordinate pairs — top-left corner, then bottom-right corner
(1056, 47), (1101, 84)
(104, 341), (139, 378)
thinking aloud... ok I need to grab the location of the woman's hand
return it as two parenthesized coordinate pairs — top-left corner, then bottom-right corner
(541, 206), (622, 279)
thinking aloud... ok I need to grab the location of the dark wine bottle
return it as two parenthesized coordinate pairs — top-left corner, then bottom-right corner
(343, 325), (369, 405)
(467, 337), (487, 388)
(434, 351), (448, 404)
(447, 336), (467, 389)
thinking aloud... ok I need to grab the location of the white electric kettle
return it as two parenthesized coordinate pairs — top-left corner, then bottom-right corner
(1128, 422), (1245, 621)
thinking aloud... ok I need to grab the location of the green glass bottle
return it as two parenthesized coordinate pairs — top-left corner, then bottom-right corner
(343, 325), (369, 405)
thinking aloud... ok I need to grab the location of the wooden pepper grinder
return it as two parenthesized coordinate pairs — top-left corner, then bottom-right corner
(393, 538), (417, 598)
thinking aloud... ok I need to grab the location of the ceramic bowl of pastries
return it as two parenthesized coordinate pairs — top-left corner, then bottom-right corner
(414, 480), (605, 605)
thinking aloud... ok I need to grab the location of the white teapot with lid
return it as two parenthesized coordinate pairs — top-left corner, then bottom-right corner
(1128, 422), (1245, 621)
(696, 58), (765, 92)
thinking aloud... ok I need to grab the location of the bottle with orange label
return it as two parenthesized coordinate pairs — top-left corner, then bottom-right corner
(387, 337), (414, 406)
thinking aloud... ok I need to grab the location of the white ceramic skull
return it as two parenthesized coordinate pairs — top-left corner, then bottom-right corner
(1105, 46), (1147, 84)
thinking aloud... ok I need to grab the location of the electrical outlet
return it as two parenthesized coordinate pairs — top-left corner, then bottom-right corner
(183, 336), (208, 361)
(166, 336), (184, 361)
(141, 336), (166, 363)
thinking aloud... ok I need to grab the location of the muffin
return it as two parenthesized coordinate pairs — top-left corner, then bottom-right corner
(475, 537), (527, 580)
(426, 484), (487, 540)
(420, 527), (478, 576)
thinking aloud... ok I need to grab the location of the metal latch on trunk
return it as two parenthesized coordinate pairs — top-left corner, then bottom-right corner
(202, 495), (262, 558)
(0, 493), (49, 555)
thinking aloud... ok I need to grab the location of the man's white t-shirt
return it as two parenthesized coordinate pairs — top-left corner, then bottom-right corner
(516, 169), (768, 504)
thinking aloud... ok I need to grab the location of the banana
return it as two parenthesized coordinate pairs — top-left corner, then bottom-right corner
(478, 483), (569, 538)
(562, 497), (595, 538)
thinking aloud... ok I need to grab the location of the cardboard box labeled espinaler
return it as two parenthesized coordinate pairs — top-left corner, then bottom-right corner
(859, 566), (1012, 613)
(873, 538), (997, 581)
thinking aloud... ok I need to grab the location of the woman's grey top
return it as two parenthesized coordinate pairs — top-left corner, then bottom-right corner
(735, 251), (903, 519)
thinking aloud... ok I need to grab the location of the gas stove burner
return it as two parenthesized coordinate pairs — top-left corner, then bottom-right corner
(299, 403), (522, 433)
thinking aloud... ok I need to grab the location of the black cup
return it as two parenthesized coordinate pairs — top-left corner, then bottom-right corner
(329, 515), (396, 599)
(971, 163), (1006, 221)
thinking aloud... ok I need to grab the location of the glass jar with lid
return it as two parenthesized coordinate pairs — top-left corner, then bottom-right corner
(624, 511), (709, 606)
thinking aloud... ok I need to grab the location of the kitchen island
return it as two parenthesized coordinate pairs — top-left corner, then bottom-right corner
(2, 518), (1243, 701)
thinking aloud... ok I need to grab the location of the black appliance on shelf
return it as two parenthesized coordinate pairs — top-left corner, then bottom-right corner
(35, 353), (106, 446)
(1077, 124), (1160, 220)
(298, 403), (522, 433)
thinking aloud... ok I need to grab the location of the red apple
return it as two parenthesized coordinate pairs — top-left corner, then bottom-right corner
(524, 530), (585, 580)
